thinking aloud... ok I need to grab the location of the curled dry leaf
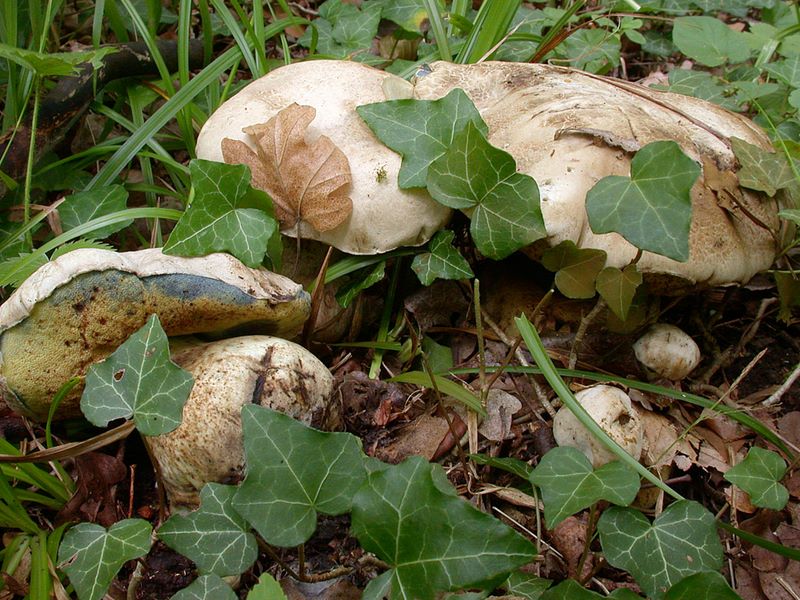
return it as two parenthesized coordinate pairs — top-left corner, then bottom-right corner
(221, 103), (353, 233)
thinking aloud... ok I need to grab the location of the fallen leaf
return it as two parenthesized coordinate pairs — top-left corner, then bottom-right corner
(222, 103), (353, 233)
(479, 390), (522, 442)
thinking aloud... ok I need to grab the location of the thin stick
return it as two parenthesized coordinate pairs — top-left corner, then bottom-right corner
(763, 361), (800, 407)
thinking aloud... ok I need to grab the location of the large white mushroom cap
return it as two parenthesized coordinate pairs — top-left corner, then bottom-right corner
(196, 60), (451, 255)
(414, 61), (781, 289)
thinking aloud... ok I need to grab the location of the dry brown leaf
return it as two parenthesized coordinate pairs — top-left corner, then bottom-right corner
(221, 103), (353, 232)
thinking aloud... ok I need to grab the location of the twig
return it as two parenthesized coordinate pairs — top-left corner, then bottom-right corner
(569, 297), (605, 370)
(763, 361), (800, 407)
(480, 309), (557, 418)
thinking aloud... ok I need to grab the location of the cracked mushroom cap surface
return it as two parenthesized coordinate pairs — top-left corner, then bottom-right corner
(0, 248), (310, 420)
(414, 61), (782, 290)
(195, 60), (451, 255)
(144, 335), (336, 509)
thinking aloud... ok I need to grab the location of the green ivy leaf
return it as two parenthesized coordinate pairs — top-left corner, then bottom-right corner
(724, 447), (789, 510)
(667, 70), (742, 111)
(427, 122), (546, 259)
(540, 579), (643, 599)
(298, 0), (381, 56)
(80, 314), (193, 436)
(504, 571), (552, 599)
(0, 42), (117, 76)
(356, 88), (488, 188)
(59, 185), (131, 239)
(163, 160), (279, 268)
(352, 456), (536, 600)
(597, 500), (724, 600)
(232, 406), (368, 547)
(412, 230), (474, 285)
(731, 137), (795, 196)
(371, 0), (436, 33)
(529, 447), (640, 528)
(58, 519), (152, 600)
(541, 241), (606, 299)
(247, 573), (289, 600)
(158, 483), (257, 576)
(170, 575), (237, 600)
(672, 17), (751, 67)
(586, 141), (700, 262)
(664, 572), (742, 600)
(595, 264), (643, 321)
(765, 56), (800, 88)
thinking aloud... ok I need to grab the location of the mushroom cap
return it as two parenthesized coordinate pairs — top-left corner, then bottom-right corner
(633, 323), (701, 380)
(0, 248), (310, 420)
(552, 384), (644, 468)
(414, 61), (780, 289)
(144, 335), (335, 509)
(196, 60), (451, 255)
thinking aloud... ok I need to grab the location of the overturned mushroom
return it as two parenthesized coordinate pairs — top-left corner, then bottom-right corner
(196, 60), (451, 255)
(552, 385), (644, 468)
(0, 248), (310, 420)
(145, 335), (335, 509)
(633, 323), (701, 381)
(413, 61), (782, 290)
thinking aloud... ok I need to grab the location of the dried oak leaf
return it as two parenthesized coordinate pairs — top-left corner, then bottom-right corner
(221, 103), (353, 232)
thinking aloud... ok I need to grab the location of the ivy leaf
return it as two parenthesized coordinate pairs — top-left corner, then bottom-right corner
(371, 0), (437, 33)
(586, 141), (700, 262)
(427, 122), (546, 259)
(158, 483), (257, 576)
(731, 137), (795, 196)
(58, 519), (152, 600)
(504, 571), (552, 599)
(672, 16), (751, 67)
(529, 447), (640, 528)
(724, 447), (789, 510)
(0, 42), (117, 76)
(232, 406), (368, 547)
(412, 230), (474, 285)
(163, 159), (279, 268)
(357, 88), (488, 188)
(597, 500), (724, 600)
(664, 572), (742, 600)
(765, 56), (800, 88)
(248, 573), (289, 600)
(352, 456), (536, 600)
(80, 314), (193, 436)
(222, 104), (353, 233)
(595, 264), (643, 321)
(540, 579), (643, 599)
(541, 241), (606, 299)
(170, 575), (237, 600)
(59, 185), (131, 239)
(298, 0), (381, 56)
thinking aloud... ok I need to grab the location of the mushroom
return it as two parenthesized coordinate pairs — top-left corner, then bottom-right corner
(412, 61), (782, 290)
(144, 335), (335, 509)
(552, 385), (644, 468)
(0, 248), (310, 420)
(633, 323), (701, 381)
(195, 60), (451, 255)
